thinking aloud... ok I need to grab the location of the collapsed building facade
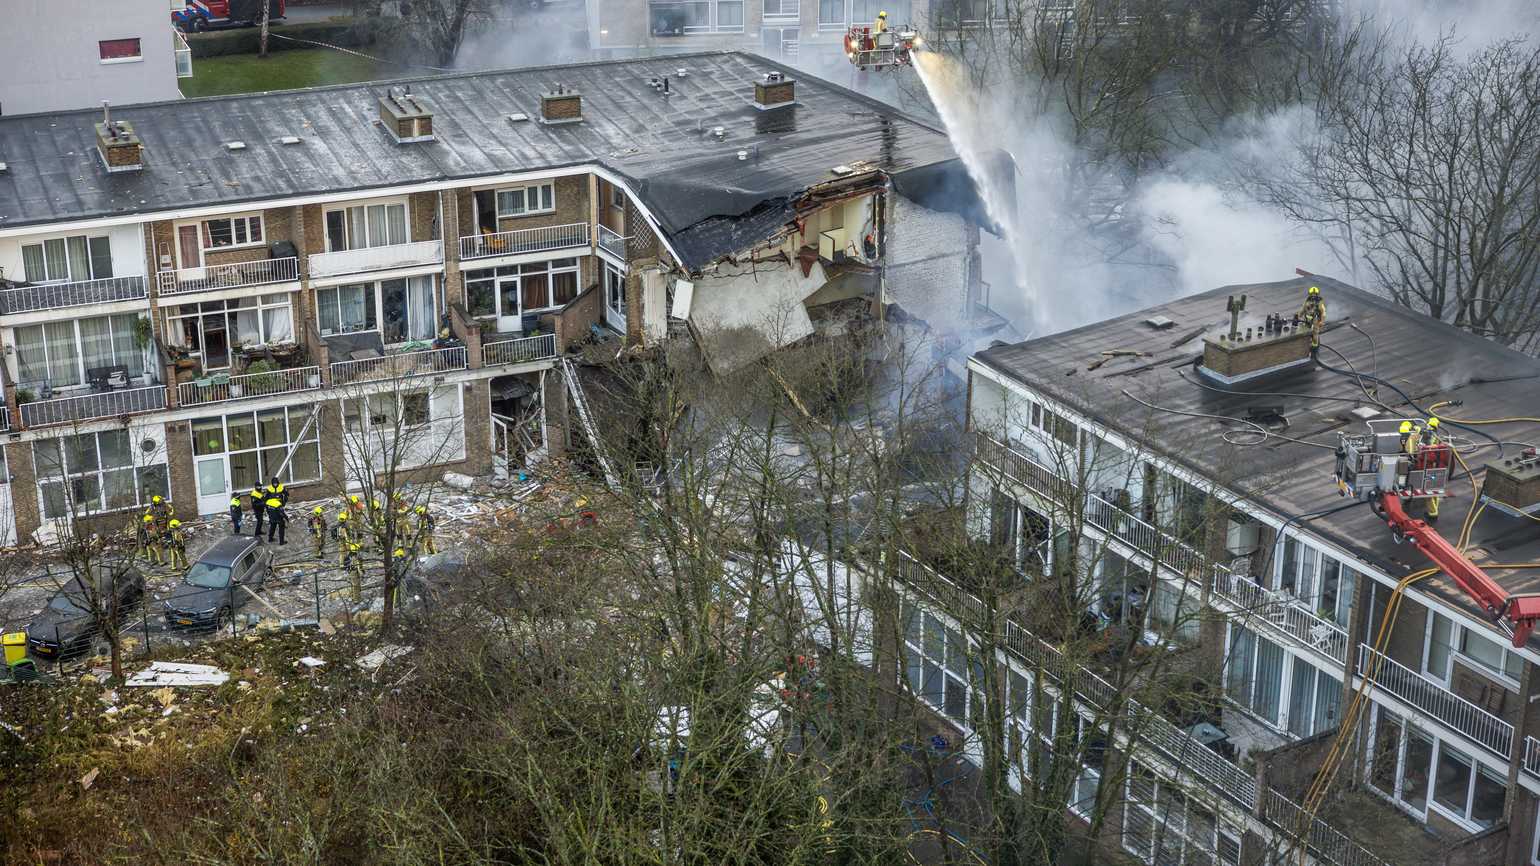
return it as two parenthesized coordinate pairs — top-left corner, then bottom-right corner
(938, 275), (1540, 865)
(0, 51), (991, 544)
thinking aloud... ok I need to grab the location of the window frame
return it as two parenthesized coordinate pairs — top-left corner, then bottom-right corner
(494, 182), (556, 219)
(322, 200), (409, 252)
(35, 430), (167, 519)
(1423, 610), (1522, 689)
(15, 314), (145, 392)
(163, 294), (295, 366)
(98, 38), (143, 63)
(21, 234), (113, 284)
(200, 214), (265, 252)
(192, 406), (322, 489)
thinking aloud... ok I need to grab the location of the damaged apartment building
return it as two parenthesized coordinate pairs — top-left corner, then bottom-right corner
(0, 51), (988, 543)
(926, 274), (1540, 865)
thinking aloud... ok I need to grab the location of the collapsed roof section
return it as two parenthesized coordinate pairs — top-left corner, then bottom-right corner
(0, 51), (983, 271)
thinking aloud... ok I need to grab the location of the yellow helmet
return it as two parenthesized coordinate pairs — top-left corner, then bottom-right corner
(1399, 420), (1413, 434)
(338, 512), (349, 521)
(393, 548), (407, 557)
(143, 513), (154, 522)
(1309, 285), (1320, 295)
(349, 542), (361, 552)
(152, 495), (163, 504)
(878, 9), (887, 16)
(312, 506), (324, 515)
(1427, 416), (1440, 429)
(349, 494), (360, 503)
(169, 519), (181, 528)
(416, 505), (426, 515)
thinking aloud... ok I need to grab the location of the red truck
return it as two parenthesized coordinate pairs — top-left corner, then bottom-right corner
(173, 0), (286, 32)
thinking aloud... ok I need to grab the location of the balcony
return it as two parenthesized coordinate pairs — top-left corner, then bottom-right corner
(308, 240), (443, 280)
(459, 223), (590, 262)
(1358, 644), (1512, 760)
(597, 224), (628, 260)
(178, 365), (322, 408)
(156, 256), (299, 297)
(482, 333), (557, 367)
(173, 29), (193, 78)
(329, 345), (466, 387)
(0, 275), (147, 316)
(19, 384), (167, 428)
(1211, 569), (1348, 665)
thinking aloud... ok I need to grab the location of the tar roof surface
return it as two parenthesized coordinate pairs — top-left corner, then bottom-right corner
(976, 276), (1540, 647)
(0, 51), (958, 270)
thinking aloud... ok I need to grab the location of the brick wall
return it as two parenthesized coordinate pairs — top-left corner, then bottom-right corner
(461, 379), (491, 475)
(542, 368), (568, 458)
(409, 191), (439, 243)
(6, 441), (39, 544)
(317, 402), (346, 495)
(492, 175), (590, 234)
(298, 204), (325, 262)
(164, 419), (198, 513)
(546, 283), (602, 352)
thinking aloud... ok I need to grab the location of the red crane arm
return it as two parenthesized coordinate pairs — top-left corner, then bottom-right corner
(1379, 494), (1540, 648)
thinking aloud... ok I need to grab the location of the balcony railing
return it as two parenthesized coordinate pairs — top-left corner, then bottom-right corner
(177, 365), (321, 407)
(459, 223), (590, 261)
(329, 346), (466, 387)
(1358, 644), (1512, 759)
(482, 333), (557, 367)
(308, 240), (443, 279)
(597, 224), (628, 260)
(0, 275), (147, 315)
(173, 29), (193, 78)
(1525, 736), (1540, 780)
(19, 384), (167, 428)
(1261, 787), (1392, 866)
(1211, 569), (1348, 665)
(156, 256), (299, 297)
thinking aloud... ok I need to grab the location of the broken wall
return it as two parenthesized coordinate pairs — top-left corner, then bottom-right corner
(885, 194), (975, 335)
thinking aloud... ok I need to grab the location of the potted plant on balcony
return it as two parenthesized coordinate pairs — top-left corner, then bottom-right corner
(15, 388), (35, 405)
(243, 358), (283, 395)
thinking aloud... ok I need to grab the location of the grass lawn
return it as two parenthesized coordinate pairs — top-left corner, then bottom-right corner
(180, 48), (398, 97)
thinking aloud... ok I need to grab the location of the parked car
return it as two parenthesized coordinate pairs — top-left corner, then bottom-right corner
(162, 535), (273, 631)
(26, 562), (146, 659)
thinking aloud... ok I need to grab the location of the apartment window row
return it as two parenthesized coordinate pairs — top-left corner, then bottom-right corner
(465, 258), (580, 322)
(202, 214), (264, 250)
(649, 0), (744, 34)
(496, 182), (555, 219)
(16, 315), (145, 392)
(1274, 534), (1359, 628)
(1005, 670), (1106, 817)
(818, 0), (882, 28)
(1123, 761), (1242, 866)
(1369, 706), (1503, 831)
(1425, 609), (1522, 686)
(1224, 625), (1342, 738)
(164, 294), (294, 370)
(324, 202), (408, 252)
(901, 599), (979, 725)
(35, 430), (168, 519)
(21, 234), (114, 284)
(192, 407), (321, 493)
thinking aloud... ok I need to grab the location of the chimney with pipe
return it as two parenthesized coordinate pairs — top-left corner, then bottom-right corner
(95, 101), (143, 173)
(379, 86), (435, 143)
(540, 84), (582, 125)
(753, 71), (795, 110)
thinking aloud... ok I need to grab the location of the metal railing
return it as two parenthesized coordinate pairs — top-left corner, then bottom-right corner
(1211, 568), (1348, 665)
(173, 28), (193, 77)
(1358, 644), (1513, 759)
(156, 256), (299, 296)
(177, 365), (321, 407)
(597, 224), (628, 260)
(1261, 787), (1393, 866)
(329, 346), (466, 386)
(1525, 736), (1540, 780)
(308, 240), (443, 279)
(0, 275), (147, 315)
(894, 552), (1260, 810)
(19, 384), (167, 428)
(482, 333), (557, 367)
(0, 405), (9, 432)
(460, 223), (590, 261)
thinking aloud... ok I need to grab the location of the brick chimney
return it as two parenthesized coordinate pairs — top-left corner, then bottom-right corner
(540, 85), (582, 125)
(95, 102), (143, 173)
(753, 71), (795, 110)
(379, 86), (435, 143)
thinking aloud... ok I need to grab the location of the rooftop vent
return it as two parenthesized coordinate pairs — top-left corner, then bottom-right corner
(1144, 315), (1175, 330)
(1485, 449), (1540, 516)
(647, 76), (673, 96)
(507, 112), (530, 124)
(95, 102), (143, 173)
(277, 135), (302, 146)
(0, 161), (8, 174)
(1195, 293), (1314, 386)
(540, 85), (582, 125)
(754, 71), (795, 110)
(379, 86), (434, 143)
(224, 140), (247, 151)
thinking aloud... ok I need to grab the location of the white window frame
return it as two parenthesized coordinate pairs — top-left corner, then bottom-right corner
(20, 234), (114, 284)
(1121, 760), (1237, 866)
(34, 430), (168, 519)
(604, 260), (627, 328)
(163, 294), (295, 368)
(1223, 624), (1342, 737)
(1423, 610), (1522, 689)
(14, 314), (146, 393)
(322, 200), (409, 252)
(192, 406), (322, 489)
(1367, 705), (1505, 832)
(315, 276), (439, 343)
(900, 597), (976, 728)
(494, 182), (556, 219)
(199, 213), (265, 252)
(98, 37), (143, 64)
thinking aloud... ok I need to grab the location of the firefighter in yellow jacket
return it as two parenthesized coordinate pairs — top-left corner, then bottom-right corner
(166, 519), (189, 570)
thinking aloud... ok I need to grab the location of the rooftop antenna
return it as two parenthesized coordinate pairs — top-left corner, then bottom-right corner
(1226, 294), (1247, 341)
(101, 100), (114, 137)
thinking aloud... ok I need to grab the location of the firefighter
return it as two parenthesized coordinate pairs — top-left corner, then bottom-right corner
(249, 484), (266, 538)
(342, 542), (365, 589)
(1399, 419), (1423, 455)
(166, 519), (189, 570)
(346, 493), (365, 517)
(229, 495), (243, 535)
(266, 495), (288, 545)
(337, 514), (355, 567)
(308, 506), (328, 555)
(1299, 285), (1327, 353)
(414, 505), (437, 555)
(138, 513), (157, 560)
(1425, 417), (1443, 522)
(368, 497), (384, 545)
(874, 9), (888, 34)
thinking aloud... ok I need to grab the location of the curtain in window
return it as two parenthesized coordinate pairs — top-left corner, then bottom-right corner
(348, 207), (368, 251)
(87, 236), (113, 279)
(1287, 660), (1316, 737)
(233, 307), (262, 346)
(263, 304), (293, 343)
(22, 245), (46, 282)
(408, 276), (435, 340)
(80, 317), (114, 373)
(45, 321), (81, 386)
(522, 273), (549, 311)
(44, 239), (68, 281)
(1254, 637), (1284, 724)
(552, 270), (577, 307)
(818, 0), (842, 23)
(1313, 670), (1342, 732)
(1428, 613), (1454, 679)
(318, 291), (340, 333)
(1225, 626), (1255, 703)
(366, 205), (389, 248)
(340, 285), (371, 331)
(15, 324), (48, 385)
(387, 205), (408, 244)
(66, 237), (91, 281)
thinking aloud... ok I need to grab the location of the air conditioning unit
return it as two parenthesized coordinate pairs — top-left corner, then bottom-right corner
(652, 8), (686, 35)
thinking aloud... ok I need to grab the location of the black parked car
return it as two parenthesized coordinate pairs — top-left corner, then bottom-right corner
(163, 535), (273, 631)
(26, 562), (146, 659)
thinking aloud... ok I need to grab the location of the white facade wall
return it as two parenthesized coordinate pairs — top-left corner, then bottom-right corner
(0, 0), (180, 116)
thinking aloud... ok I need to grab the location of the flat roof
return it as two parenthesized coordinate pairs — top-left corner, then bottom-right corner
(0, 51), (961, 270)
(975, 276), (1540, 647)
